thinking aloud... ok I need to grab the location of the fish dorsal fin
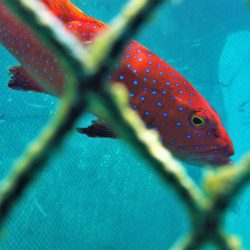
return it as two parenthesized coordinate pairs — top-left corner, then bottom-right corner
(66, 21), (107, 45)
(42, 0), (106, 28)
(77, 120), (115, 138)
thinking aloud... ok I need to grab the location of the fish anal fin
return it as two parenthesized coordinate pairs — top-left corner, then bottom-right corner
(8, 66), (44, 93)
(77, 120), (115, 138)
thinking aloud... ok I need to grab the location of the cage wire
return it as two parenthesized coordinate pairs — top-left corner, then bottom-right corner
(0, 0), (250, 249)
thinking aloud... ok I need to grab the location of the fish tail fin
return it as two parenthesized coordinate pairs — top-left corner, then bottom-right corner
(8, 66), (44, 93)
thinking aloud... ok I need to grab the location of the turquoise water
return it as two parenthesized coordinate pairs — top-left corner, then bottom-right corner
(1, 0), (250, 249)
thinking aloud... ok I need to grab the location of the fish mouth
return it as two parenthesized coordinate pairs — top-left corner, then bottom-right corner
(175, 144), (234, 166)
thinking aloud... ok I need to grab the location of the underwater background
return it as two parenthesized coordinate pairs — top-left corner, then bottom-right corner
(0, 0), (250, 249)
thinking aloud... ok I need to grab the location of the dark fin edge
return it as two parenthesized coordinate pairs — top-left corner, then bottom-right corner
(77, 120), (115, 138)
(8, 66), (43, 92)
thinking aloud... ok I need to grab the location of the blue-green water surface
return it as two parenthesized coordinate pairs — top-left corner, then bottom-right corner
(1, 0), (250, 249)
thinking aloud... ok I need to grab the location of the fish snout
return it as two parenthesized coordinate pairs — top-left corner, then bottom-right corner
(215, 124), (234, 157)
(219, 132), (234, 157)
(223, 143), (234, 157)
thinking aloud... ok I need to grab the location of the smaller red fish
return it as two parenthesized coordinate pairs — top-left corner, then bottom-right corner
(0, 0), (234, 166)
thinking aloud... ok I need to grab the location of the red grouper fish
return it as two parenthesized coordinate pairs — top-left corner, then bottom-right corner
(0, 0), (234, 166)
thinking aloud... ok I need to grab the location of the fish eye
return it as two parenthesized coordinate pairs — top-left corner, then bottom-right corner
(190, 112), (207, 129)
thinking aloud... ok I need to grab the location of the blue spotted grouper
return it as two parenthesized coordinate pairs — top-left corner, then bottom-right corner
(0, 0), (234, 166)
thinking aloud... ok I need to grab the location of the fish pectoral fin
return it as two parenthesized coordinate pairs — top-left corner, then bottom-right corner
(77, 120), (116, 138)
(8, 66), (44, 93)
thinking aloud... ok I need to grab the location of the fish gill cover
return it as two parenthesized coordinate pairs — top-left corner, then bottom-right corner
(0, 0), (250, 249)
